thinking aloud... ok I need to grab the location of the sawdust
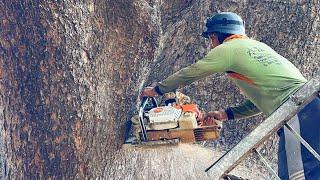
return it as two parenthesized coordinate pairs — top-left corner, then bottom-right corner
(120, 144), (216, 179)
(120, 143), (268, 179)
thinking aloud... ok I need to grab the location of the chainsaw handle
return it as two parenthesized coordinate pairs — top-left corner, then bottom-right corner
(138, 97), (158, 141)
(140, 97), (158, 110)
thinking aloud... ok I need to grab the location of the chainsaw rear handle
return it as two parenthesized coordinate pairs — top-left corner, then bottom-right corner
(140, 97), (158, 110)
(139, 97), (158, 141)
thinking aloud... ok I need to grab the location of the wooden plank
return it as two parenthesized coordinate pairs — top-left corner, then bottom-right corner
(206, 71), (320, 179)
(147, 126), (220, 143)
(147, 128), (197, 143)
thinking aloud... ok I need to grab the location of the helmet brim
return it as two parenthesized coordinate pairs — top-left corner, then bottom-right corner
(201, 31), (211, 38)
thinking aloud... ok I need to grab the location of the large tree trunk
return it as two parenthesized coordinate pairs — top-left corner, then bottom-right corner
(0, 0), (319, 179)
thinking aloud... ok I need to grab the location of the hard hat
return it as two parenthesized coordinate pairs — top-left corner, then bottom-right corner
(202, 12), (245, 38)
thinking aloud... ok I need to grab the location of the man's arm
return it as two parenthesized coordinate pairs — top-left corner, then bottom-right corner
(155, 45), (231, 94)
(200, 100), (261, 125)
(225, 100), (262, 120)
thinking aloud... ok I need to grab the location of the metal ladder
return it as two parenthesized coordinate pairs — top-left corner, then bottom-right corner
(205, 71), (320, 179)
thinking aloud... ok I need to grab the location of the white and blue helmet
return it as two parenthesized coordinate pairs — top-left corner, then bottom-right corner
(202, 12), (246, 38)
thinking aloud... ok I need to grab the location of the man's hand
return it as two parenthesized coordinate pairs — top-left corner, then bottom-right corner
(200, 110), (227, 126)
(140, 86), (158, 98)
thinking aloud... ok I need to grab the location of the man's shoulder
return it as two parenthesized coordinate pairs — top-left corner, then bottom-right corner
(206, 43), (230, 57)
(224, 38), (273, 52)
(225, 38), (261, 45)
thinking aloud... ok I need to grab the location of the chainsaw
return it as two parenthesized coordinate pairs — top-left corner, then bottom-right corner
(124, 92), (222, 147)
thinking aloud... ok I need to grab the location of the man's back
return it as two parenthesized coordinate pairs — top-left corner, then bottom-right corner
(222, 38), (307, 115)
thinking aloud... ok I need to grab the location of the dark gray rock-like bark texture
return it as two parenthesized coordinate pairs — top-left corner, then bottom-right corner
(0, 0), (319, 179)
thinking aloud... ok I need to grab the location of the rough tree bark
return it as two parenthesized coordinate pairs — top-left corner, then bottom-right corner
(0, 0), (319, 179)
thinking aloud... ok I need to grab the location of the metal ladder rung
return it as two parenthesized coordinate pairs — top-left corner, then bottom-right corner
(254, 149), (280, 180)
(284, 123), (320, 161)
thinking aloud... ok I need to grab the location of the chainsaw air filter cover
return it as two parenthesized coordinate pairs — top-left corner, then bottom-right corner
(147, 106), (182, 130)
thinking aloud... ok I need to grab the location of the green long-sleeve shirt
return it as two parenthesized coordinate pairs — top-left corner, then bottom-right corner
(157, 38), (307, 119)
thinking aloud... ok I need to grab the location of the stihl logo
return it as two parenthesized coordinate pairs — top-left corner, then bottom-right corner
(153, 108), (163, 113)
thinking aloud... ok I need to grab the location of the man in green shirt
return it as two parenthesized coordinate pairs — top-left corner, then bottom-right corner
(141, 12), (320, 179)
